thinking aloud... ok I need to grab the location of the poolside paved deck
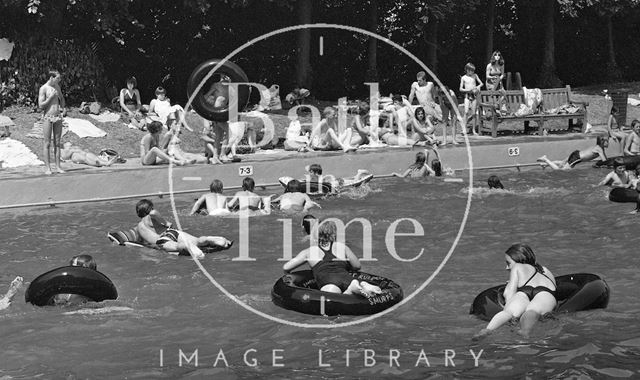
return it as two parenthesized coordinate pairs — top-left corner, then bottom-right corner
(0, 132), (613, 209)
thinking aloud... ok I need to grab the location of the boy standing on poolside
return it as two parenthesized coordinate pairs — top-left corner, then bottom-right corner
(459, 63), (483, 136)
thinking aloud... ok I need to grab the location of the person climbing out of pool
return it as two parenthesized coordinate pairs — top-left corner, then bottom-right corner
(283, 220), (383, 297)
(597, 157), (637, 188)
(227, 177), (265, 211)
(190, 179), (230, 216)
(391, 151), (437, 178)
(135, 199), (233, 259)
(272, 179), (321, 213)
(488, 175), (505, 189)
(0, 276), (24, 310)
(623, 120), (640, 156)
(474, 243), (556, 340)
(537, 135), (609, 170)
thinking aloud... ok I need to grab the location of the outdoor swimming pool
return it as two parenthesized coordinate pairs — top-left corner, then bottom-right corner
(1, 167), (639, 379)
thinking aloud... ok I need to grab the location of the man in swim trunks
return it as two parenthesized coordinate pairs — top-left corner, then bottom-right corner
(38, 70), (66, 174)
(135, 199), (232, 258)
(623, 120), (640, 156)
(537, 136), (608, 170)
(283, 220), (382, 297)
(190, 179), (230, 216)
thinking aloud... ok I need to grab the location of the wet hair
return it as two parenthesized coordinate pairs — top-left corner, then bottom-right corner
(126, 76), (137, 87)
(410, 151), (427, 170)
(416, 71), (426, 80)
(464, 63), (476, 73)
(308, 164), (322, 175)
(286, 179), (301, 193)
(302, 214), (317, 235)
(317, 220), (337, 245)
(210, 179), (224, 193)
(489, 50), (504, 66)
(414, 106), (426, 121)
(323, 106), (336, 118)
(487, 175), (504, 189)
(155, 86), (166, 95)
(136, 199), (154, 218)
(505, 243), (544, 273)
(70, 254), (97, 270)
(48, 70), (61, 79)
(147, 121), (163, 134)
(613, 157), (626, 168)
(242, 177), (255, 191)
(431, 159), (442, 177)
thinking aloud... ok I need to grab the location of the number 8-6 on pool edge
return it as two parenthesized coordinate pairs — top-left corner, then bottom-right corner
(238, 165), (254, 176)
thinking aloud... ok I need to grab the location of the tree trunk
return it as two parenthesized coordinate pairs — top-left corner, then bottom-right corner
(605, 13), (623, 82)
(537, 0), (562, 87)
(425, 18), (438, 75)
(296, 0), (312, 88)
(366, 0), (378, 82)
(485, 0), (496, 65)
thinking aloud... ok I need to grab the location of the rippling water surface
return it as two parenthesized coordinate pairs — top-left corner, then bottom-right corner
(1, 167), (639, 379)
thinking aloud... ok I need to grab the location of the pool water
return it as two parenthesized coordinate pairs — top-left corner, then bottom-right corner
(1, 167), (639, 379)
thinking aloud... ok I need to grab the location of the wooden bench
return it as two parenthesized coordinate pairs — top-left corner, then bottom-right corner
(477, 85), (589, 137)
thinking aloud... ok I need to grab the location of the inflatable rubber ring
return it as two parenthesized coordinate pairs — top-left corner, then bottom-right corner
(25, 266), (118, 307)
(608, 187), (640, 203)
(469, 272), (610, 321)
(271, 270), (403, 316)
(187, 59), (250, 122)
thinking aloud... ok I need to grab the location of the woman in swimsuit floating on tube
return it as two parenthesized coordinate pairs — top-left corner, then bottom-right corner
(283, 220), (382, 297)
(475, 243), (556, 339)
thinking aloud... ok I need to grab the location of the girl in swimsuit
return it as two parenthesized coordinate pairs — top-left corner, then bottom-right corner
(485, 51), (505, 91)
(475, 243), (556, 339)
(283, 221), (382, 297)
(119, 76), (145, 130)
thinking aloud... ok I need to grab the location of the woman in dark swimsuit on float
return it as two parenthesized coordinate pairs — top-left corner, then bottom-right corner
(283, 220), (382, 297)
(475, 243), (556, 339)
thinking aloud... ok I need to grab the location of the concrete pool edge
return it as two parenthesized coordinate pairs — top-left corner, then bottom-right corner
(0, 134), (607, 208)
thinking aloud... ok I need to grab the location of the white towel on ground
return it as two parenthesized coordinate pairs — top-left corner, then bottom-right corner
(0, 138), (44, 168)
(64, 117), (107, 138)
(89, 111), (121, 123)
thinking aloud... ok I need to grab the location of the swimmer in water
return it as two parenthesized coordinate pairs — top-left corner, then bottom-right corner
(272, 179), (321, 213)
(598, 157), (636, 188)
(136, 199), (233, 259)
(227, 177), (264, 211)
(283, 220), (383, 297)
(190, 179), (230, 216)
(51, 255), (99, 305)
(391, 151), (437, 178)
(488, 175), (504, 189)
(0, 276), (24, 310)
(474, 243), (556, 340)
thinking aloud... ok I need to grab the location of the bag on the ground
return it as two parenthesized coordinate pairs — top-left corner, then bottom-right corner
(99, 148), (126, 163)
